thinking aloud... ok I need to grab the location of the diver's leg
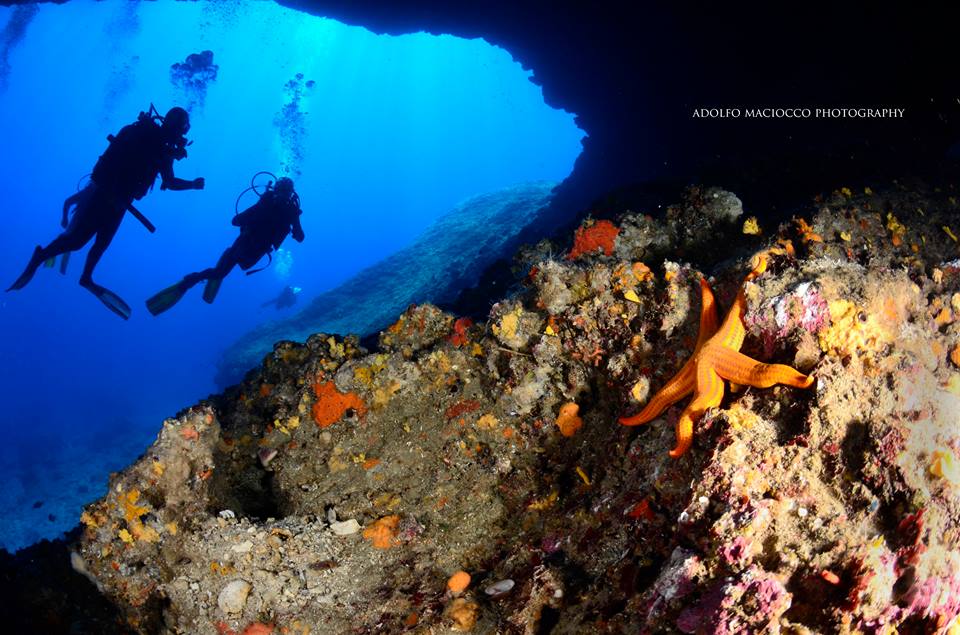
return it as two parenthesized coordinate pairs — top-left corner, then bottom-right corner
(76, 210), (133, 319)
(199, 244), (241, 304)
(78, 215), (122, 286)
(182, 245), (239, 287)
(47, 188), (102, 259)
(6, 246), (47, 291)
(147, 247), (236, 317)
(7, 222), (93, 291)
(210, 244), (241, 279)
(40, 226), (92, 260)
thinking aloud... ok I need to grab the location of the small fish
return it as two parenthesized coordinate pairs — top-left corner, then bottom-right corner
(32, 500), (44, 509)
(48, 514), (56, 522)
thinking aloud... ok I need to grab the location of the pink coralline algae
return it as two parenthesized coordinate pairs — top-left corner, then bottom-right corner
(676, 567), (791, 635)
(747, 282), (829, 357)
(855, 573), (960, 632)
(541, 534), (564, 554)
(719, 536), (752, 568)
(902, 574), (960, 622)
(640, 548), (703, 624)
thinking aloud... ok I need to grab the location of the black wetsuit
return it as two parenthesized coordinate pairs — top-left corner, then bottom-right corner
(11, 117), (184, 286)
(62, 118), (177, 277)
(231, 190), (305, 269)
(183, 190), (305, 287)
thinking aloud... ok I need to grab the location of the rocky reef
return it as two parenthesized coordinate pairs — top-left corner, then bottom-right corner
(36, 180), (960, 633)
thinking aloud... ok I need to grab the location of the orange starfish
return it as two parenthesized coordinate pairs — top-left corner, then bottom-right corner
(620, 254), (814, 458)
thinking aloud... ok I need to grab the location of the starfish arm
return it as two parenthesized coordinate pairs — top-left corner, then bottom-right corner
(622, 279), (719, 428)
(745, 252), (769, 282)
(694, 278), (720, 348)
(716, 306), (746, 351)
(669, 410), (696, 458)
(669, 366), (724, 458)
(619, 360), (695, 426)
(711, 348), (814, 389)
(714, 254), (768, 350)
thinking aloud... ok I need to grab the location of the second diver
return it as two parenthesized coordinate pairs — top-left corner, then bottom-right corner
(146, 176), (305, 315)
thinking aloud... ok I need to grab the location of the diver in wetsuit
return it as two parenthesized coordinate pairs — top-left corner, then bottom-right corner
(261, 285), (301, 310)
(146, 176), (305, 315)
(6, 106), (205, 319)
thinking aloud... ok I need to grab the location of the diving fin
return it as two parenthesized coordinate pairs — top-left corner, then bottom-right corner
(43, 258), (56, 268)
(7, 246), (45, 291)
(146, 281), (189, 316)
(202, 277), (223, 304)
(59, 252), (70, 275)
(80, 280), (131, 320)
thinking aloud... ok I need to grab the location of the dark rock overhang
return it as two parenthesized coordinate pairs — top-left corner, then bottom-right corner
(270, 1), (960, 329)
(278, 1), (960, 218)
(6, 1), (958, 214)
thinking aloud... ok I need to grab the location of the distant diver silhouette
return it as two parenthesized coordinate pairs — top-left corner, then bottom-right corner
(261, 285), (301, 310)
(147, 174), (304, 316)
(7, 105), (205, 319)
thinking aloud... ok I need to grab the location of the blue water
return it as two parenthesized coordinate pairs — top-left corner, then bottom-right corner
(0, 1), (583, 551)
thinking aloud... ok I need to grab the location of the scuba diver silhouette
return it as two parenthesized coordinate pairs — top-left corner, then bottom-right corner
(261, 285), (301, 310)
(6, 105), (205, 319)
(146, 174), (305, 316)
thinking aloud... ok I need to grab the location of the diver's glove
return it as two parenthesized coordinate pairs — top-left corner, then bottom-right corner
(192, 177), (205, 190)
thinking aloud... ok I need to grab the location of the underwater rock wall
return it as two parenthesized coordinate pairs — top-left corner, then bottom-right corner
(61, 180), (960, 633)
(215, 181), (556, 388)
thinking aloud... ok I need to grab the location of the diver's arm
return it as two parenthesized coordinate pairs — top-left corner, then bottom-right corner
(159, 161), (204, 191)
(291, 214), (305, 242)
(162, 176), (205, 191)
(61, 192), (81, 227)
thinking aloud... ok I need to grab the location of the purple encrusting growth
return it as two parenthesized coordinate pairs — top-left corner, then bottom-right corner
(903, 574), (960, 621)
(719, 535), (752, 568)
(746, 281), (829, 357)
(676, 568), (790, 635)
(639, 548), (703, 625)
(856, 572), (960, 633)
